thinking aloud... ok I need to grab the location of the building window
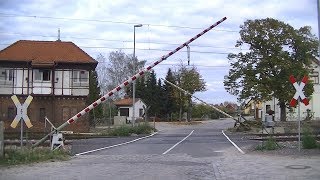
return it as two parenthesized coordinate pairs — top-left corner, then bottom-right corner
(139, 109), (144, 117)
(72, 70), (89, 83)
(310, 71), (319, 84)
(34, 69), (51, 81)
(40, 108), (46, 121)
(119, 108), (129, 116)
(7, 107), (15, 120)
(0, 68), (14, 82)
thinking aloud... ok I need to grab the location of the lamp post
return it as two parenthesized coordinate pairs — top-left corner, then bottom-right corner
(132, 24), (143, 126)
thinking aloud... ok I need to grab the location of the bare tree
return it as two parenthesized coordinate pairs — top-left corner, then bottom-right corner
(96, 51), (146, 99)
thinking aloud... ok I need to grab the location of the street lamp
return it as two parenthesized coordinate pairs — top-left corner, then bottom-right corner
(132, 24), (143, 126)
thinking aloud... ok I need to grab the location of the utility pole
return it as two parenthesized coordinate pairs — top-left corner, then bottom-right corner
(132, 24), (143, 126)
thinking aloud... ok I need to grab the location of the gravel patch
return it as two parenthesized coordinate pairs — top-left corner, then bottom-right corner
(247, 141), (320, 157)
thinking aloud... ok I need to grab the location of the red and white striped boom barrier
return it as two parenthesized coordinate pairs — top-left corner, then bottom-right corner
(33, 17), (227, 147)
(161, 78), (237, 121)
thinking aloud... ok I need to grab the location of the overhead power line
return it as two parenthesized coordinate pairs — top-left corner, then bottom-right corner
(0, 32), (245, 50)
(0, 12), (238, 32)
(0, 42), (235, 55)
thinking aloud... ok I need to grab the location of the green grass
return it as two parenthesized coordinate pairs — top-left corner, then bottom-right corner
(255, 137), (280, 151)
(0, 148), (70, 166)
(107, 123), (156, 137)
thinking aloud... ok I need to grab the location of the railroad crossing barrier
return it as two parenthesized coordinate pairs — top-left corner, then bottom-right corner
(33, 17), (228, 148)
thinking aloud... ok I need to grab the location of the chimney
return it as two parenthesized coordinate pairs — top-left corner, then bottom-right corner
(57, 28), (61, 42)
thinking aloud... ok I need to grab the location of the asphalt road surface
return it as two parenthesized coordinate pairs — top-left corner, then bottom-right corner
(0, 119), (259, 180)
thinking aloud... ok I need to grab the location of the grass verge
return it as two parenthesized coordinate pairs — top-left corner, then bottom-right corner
(0, 148), (70, 166)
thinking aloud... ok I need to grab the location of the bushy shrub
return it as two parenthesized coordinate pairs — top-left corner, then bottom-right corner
(302, 127), (317, 149)
(108, 123), (155, 136)
(255, 137), (279, 151)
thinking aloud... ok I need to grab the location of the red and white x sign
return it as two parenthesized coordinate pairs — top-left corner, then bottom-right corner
(289, 75), (309, 107)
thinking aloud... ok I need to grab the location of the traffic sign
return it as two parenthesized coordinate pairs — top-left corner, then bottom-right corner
(10, 95), (33, 128)
(289, 75), (309, 107)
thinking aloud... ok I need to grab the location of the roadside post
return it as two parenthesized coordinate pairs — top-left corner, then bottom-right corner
(289, 75), (309, 152)
(0, 121), (4, 158)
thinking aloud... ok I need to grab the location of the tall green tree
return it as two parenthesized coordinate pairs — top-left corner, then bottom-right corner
(135, 76), (145, 99)
(88, 70), (103, 127)
(143, 70), (159, 116)
(157, 78), (167, 118)
(163, 68), (178, 120)
(224, 18), (318, 121)
(175, 63), (206, 121)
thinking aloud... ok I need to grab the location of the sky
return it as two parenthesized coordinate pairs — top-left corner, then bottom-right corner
(0, 0), (318, 104)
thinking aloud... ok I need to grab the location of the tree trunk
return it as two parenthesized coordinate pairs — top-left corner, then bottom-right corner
(187, 96), (191, 122)
(279, 101), (286, 121)
(179, 91), (182, 121)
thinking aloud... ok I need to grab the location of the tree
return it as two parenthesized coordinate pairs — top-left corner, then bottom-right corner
(88, 70), (103, 127)
(224, 18), (318, 121)
(143, 70), (158, 116)
(163, 68), (178, 120)
(175, 63), (206, 121)
(157, 79), (167, 118)
(96, 51), (146, 98)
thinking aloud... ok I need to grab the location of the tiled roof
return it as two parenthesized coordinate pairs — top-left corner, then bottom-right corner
(0, 40), (97, 65)
(114, 98), (141, 106)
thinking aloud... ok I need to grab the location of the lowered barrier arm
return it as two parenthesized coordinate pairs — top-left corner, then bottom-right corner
(32, 17), (227, 148)
(161, 78), (237, 121)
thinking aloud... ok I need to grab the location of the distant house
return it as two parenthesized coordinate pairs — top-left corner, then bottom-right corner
(243, 99), (263, 119)
(262, 59), (320, 121)
(0, 40), (97, 132)
(114, 97), (146, 123)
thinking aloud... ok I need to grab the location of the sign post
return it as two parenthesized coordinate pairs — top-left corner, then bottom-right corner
(11, 95), (33, 148)
(289, 75), (309, 152)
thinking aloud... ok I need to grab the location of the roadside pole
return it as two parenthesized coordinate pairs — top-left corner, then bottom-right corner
(298, 101), (301, 152)
(289, 75), (309, 152)
(20, 118), (23, 148)
(0, 121), (4, 158)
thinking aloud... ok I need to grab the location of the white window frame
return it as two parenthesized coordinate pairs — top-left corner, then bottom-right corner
(310, 71), (319, 84)
(0, 68), (14, 82)
(72, 70), (89, 83)
(34, 69), (51, 82)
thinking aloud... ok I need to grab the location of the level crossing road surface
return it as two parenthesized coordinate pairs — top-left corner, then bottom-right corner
(1, 119), (319, 180)
(71, 119), (246, 157)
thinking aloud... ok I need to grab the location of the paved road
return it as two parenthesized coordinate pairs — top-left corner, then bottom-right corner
(1, 119), (319, 180)
(71, 119), (242, 157)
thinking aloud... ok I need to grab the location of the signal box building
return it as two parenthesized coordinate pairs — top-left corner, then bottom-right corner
(0, 40), (97, 132)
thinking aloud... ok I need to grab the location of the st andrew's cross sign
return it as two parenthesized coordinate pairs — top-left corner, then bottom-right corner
(289, 75), (309, 107)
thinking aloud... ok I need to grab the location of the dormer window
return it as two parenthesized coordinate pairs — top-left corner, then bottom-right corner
(34, 69), (51, 82)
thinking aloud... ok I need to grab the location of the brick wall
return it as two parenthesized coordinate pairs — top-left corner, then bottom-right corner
(0, 96), (90, 133)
